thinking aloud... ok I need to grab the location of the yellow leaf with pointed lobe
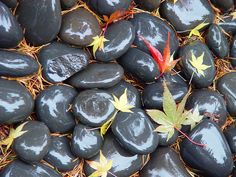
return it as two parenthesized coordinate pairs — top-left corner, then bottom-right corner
(188, 21), (209, 38)
(89, 35), (109, 57)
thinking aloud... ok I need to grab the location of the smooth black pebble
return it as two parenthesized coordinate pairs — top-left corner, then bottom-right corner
(0, 0), (17, 8)
(60, 0), (76, 9)
(224, 126), (236, 154)
(210, 0), (234, 12)
(134, 0), (161, 11)
(230, 35), (236, 67)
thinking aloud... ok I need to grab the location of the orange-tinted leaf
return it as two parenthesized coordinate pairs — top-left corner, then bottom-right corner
(104, 10), (127, 26)
(163, 32), (171, 66)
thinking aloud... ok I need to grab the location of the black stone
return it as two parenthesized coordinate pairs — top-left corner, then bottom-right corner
(210, 0), (234, 12)
(72, 89), (115, 127)
(160, 0), (214, 32)
(13, 121), (51, 163)
(217, 72), (236, 117)
(185, 89), (227, 126)
(16, 0), (61, 46)
(84, 133), (143, 177)
(118, 48), (160, 83)
(130, 12), (179, 54)
(0, 1), (23, 48)
(0, 78), (34, 124)
(140, 147), (191, 177)
(134, 0), (160, 11)
(0, 50), (39, 77)
(59, 8), (101, 47)
(36, 85), (77, 133)
(60, 0), (76, 9)
(206, 24), (229, 58)
(95, 20), (135, 62)
(180, 120), (234, 177)
(179, 41), (216, 88)
(0, 159), (62, 177)
(67, 63), (124, 89)
(142, 73), (188, 109)
(230, 35), (236, 67)
(44, 136), (78, 172)
(158, 130), (179, 146)
(112, 108), (159, 154)
(106, 80), (141, 108)
(71, 124), (103, 159)
(219, 16), (236, 35)
(224, 126), (236, 154)
(85, 0), (131, 16)
(0, 0), (17, 8)
(38, 42), (89, 83)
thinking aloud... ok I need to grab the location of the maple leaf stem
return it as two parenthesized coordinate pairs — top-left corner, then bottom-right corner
(174, 126), (206, 147)
(102, 24), (109, 36)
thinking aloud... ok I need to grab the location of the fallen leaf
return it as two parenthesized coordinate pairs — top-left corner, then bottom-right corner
(230, 11), (236, 20)
(100, 111), (118, 136)
(87, 151), (113, 177)
(183, 106), (204, 130)
(189, 51), (211, 76)
(103, 10), (127, 26)
(89, 35), (109, 57)
(172, 0), (178, 3)
(0, 122), (28, 152)
(188, 21), (209, 38)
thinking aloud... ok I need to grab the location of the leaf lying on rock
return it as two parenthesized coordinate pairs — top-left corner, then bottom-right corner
(89, 35), (109, 57)
(188, 21), (209, 39)
(183, 106), (204, 130)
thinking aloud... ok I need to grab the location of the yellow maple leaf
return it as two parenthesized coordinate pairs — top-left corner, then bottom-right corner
(87, 151), (113, 177)
(230, 11), (236, 20)
(0, 122), (28, 152)
(188, 21), (209, 38)
(100, 111), (118, 137)
(189, 52), (211, 76)
(172, 0), (178, 3)
(89, 35), (109, 57)
(110, 89), (134, 113)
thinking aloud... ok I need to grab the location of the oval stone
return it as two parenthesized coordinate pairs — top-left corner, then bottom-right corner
(130, 12), (179, 54)
(0, 50), (39, 77)
(13, 121), (51, 163)
(16, 0), (61, 46)
(36, 85), (77, 133)
(158, 130), (179, 146)
(216, 72), (236, 117)
(85, 0), (131, 16)
(140, 147), (191, 177)
(0, 0), (17, 8)
(180, 120), (234, 177)
(0, 79), (34, 124)
(71, 124), (103, 159)
(95, 20), (135, 62)
(106, 80), (141, 108)
(159, 0), (214, 32)
(72, 89), (115, 127)
(206, 24), (229, 58)
(112, 108), (159, 154)
(38, 42), (89, 83)
(224, 126), (236, 154)
(179, 41), (216, 88)
(0, 160), (62, 177)
(0, 1), (23, 48)
(185, 89), (227, 126)
(44, 136), (78, 172)
(118, 48), (160, 83)
(219, 16), (236, 35)
(84, 133), (143, 177)
(210, 0), (234, 12)
(59, 8), (101, 47)
(230, 35), (236, 67)
(134, 0), (161, 11)
(60, 0), (76, 9)
(67, 63), (124, 89)
(142, 73), (188, 109)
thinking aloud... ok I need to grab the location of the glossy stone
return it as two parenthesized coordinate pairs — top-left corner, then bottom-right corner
(112, 108), (159, 154)
(0, 79), (34, 124)
(179, 41), (216, 88)
(224, 126), (236, 153)
(16, 0), (61, 46)
(134, 0), (160, 11)
(44, 136), (78, 172)
(140, 147), (191, 177)
(185, 89), (227, 126)
(0, 2), (23, 48)
(13, 121), (51, 163)
(59, 8), (101, 47)
(210, 0), (234, 12)
(219, 16), (236, 35)
(230, 35), (236, 67)
(142, 73), (188, 109)
(106, 80), (141, 108)
(71, 124), (103, 159)
(95, 20), (135, 62)
(206, 24), (229, 58)
(72, 89), (115, 127)
(85, 0), (131, 16)
(67, 63), (124, 89)
(60, 0), (76, 9)
(180, 120), (234, 177)
(160, 0), (214, 32)
(158, 130), (179, 146)
(0, 0), (17, 8)
(118, 48), (159, 82)
(0, 160), (62, 177)
(36, 85), (77, 133)
(84, 133), (143, 177)
(217, 72), (236, 117)
(38, 42), (89, 83)
(0, 50), (39, 77)
(130, 13), (179, 54)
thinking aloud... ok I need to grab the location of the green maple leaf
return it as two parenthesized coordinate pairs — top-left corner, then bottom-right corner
(189, 52), (211, 76)
(188, 21), (209, 39)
